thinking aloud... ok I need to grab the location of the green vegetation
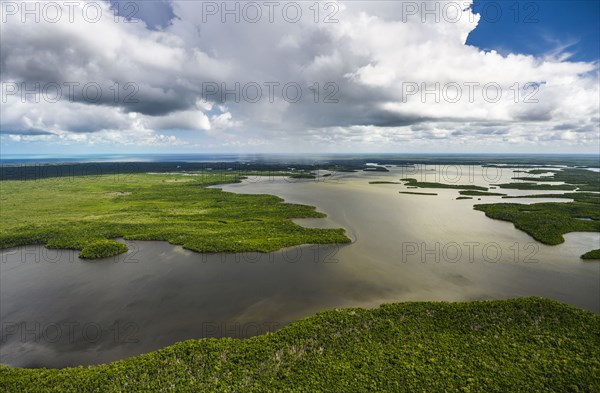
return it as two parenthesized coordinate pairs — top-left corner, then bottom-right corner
(289, 173), (317, 179)
(474, 202), (600, 246)
(401, 179), (488, 191)
(493, 183), (577, 191)
(552, 169), (600, 192)
(502, 192), (600, 204)
(3, 158), (598, 182)
(497, 168), (599, 192)
(400, 191), (438, 196)
(456, 197), (473, 200)
(1, 298), (597, 392)
(459, 191), (506, 197)
(364, 166), (390, 172)
(0, 173), (350, 259)
(581, 249), (600, 260)
(78, 239), (128, 259)
(369, 181), (401, 184)
(511, 177), (562, 182)
(458, 168), (600, 258)
(510, 168), (599, 192)
(513, 169), (559, 175)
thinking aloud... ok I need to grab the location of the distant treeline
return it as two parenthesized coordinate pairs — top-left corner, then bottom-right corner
(0, 162), (315, 181)
(1, 155), (598, 181)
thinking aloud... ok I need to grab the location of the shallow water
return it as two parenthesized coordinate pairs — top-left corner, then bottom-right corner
(1, 166), (598, 368)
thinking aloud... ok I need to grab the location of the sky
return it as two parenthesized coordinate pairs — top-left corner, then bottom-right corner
(0, 0), (599, 155)
(467, 0), (600, 62)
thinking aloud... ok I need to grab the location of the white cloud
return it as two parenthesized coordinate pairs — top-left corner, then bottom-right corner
(0, 0), (598, 151)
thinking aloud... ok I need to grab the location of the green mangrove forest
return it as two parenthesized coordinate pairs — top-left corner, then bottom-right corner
(1, 298), (598, 392)
(0, 173), (350, 259)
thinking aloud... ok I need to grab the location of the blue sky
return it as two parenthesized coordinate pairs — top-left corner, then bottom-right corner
(468, 0), (600, 61)
(112, 0), (600, 62)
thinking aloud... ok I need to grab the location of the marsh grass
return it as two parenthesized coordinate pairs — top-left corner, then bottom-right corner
(0, 173), (350, 259)
(79, 239), (128, 259)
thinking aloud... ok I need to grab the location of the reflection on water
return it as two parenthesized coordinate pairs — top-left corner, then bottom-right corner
(1, 166), (598, 368)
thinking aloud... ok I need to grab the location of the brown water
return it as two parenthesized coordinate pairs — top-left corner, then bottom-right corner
(1, 166), (598, 368)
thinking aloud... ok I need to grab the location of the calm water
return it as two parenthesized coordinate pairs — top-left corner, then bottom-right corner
(1, 166), (599, 368)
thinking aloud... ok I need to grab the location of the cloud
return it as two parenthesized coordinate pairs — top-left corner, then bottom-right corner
(109, 0), (177, 30)
(0, 0), (598, 152)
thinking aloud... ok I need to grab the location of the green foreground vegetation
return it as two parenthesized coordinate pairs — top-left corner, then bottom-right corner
(1, 298), (597, 392)
(0, 173), (350, 259)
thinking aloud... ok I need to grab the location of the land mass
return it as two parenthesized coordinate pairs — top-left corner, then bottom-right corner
(474, 169), (600, 255)
(474, 202), (600, 246)
(399, 191), (438, 196)
(581, 249), (600, 260)
(0, 173), (351, 259)
(459, 190), (506, 197)
(401, 179), (488, 191)
(1, 298), (597, 392)
(492, 183), (577, 191)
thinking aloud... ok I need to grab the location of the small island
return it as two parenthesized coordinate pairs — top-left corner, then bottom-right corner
(400, 191), (438, 196)
(582, 249), (600, 260)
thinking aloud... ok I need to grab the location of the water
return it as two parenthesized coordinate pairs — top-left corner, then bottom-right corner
(1, 166), (598, 368)
(0, 243), (345, 368)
